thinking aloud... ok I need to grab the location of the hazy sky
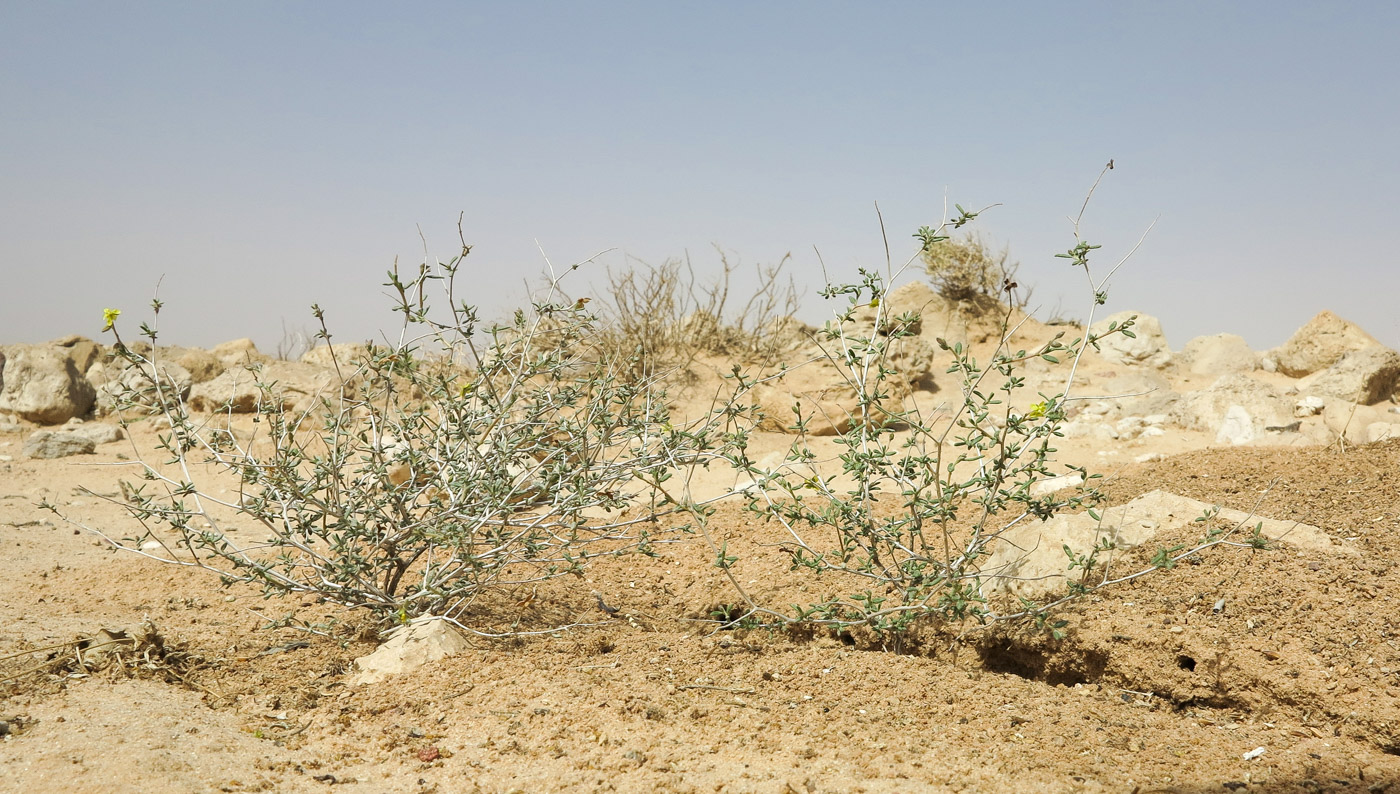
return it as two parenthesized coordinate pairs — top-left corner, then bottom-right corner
(3, 2), (1398, 355)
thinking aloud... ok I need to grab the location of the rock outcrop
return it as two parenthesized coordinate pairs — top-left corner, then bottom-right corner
(169, 347), (225, 383)
(210, 338), (270, 367)
(300, 343), (373, 370)
(1297, 346), (1400, 405)
(1322, 400), (1400, 446)
(1269, 310), (1379, 377)
(1170, 374), (1292, 440)
(90, 358), (193, 415)
(0, 344), (97, 424)
(1089, 311), (1172, 369)
(188, 361), (336, 413)
(1178, 333), (1255, 378)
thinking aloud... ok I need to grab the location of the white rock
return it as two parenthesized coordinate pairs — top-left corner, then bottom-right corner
(350, 617), (472, 685)
(0, 345), (96, 424)
(1294, 396), (1326, 417)
(1171, 374), (1291, 436)
(1029, 473), (1084, 497)
(1323, 400), (1391, 445)
(1115, 416), (1146, 436)
(188, 361), (337, 414)
(1089, 311), (1172, 369)
(63, 422), (123, 445)
(93, 358), (193, 415)
(1215, 405), (1256, 446)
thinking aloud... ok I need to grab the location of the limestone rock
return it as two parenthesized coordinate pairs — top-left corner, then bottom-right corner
(23, 429), (96, 459)
(93, 359), (193, 415)
(1179, 333), (1255, 378)
(1296, 346), (1400, 405)
(1074, 370), (1178, 418)
(0, 344), (97, 424)
(210, 338), (270, 366)
(850, 282), (944, 337)
(189, 361), (336, 413)
(300, 343), (372, 370)
(982, 490), (1355, 599)
(351, 617), (471, 685)
(1171, 374), (1292, 437)
(1294, 396), (1326, 417)
(1215, 405), (1256, 446)
(886, 334), (938, 390)
(170, 347), (225, 384)
(1322, 400), (1393, 446)
(1366, 423), (1400, 444)
(1029, 473), (1085, 497)
(62, 420), (124, 445)
(1088, 311), (1172, 369)
(754, 381), (908, 436)
(1270, 310), (1379, 377)
(49, 335), (103, 375)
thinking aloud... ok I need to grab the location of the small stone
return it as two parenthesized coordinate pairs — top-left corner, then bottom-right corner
(1295, 396), (1326, 417)
(23, 430), (96, 459)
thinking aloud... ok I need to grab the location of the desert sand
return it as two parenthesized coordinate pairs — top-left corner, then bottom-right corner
(2, 293), (1399, 793)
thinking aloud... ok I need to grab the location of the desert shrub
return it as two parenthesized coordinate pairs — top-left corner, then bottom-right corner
(921, 229), (1025, 309)
(53, 246), (752, 632)
(592, 256), (694, 381)
(590, 249), (803, 380)
(717, 171), (1263, 647)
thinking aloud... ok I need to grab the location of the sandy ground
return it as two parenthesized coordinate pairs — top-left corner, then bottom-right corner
(3, 300), (1399, 793)
(3, 390), (1400, 794)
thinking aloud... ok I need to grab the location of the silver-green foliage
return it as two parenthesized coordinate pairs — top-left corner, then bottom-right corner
(65, 249), (737, 627)
(725, 199), (1138, 642)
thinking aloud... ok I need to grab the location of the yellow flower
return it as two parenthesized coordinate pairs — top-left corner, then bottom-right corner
(1026, 401), (1048, 420)
(101, 308), (121, 332)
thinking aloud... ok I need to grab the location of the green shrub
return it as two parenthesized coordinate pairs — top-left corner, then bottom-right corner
(716, 178), (1252, 647)
(58, 247), (748, 632)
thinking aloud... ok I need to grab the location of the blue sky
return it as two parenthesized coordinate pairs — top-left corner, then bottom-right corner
(3, 2), (1398, 354)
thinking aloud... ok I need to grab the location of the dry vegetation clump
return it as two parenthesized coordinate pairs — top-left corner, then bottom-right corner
(920, 230), (1029, 312)
(0, 620), (207, 699)
(590, 249), (806, 380)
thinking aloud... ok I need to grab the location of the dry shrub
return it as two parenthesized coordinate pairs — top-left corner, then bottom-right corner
(591, 248), (804, 379)
(921, 232), (1030, 311)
